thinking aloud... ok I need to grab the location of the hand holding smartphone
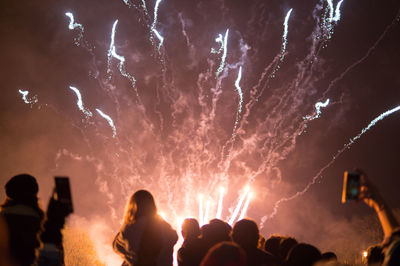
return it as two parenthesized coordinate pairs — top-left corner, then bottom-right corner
(342, 170), (361, 203)
(54, 176), (73, 214)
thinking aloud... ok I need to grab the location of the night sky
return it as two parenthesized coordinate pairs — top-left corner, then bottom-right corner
(1, 0), (399, 263)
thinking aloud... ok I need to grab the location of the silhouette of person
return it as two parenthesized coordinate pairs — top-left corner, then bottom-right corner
(178, 218), (204, 266)
(232, 219), (279, 266)
(200, 241), (246, 266)
(113, 190), (178, 266)
(286, 243), (322, 266)
(0, 174), (45, 266)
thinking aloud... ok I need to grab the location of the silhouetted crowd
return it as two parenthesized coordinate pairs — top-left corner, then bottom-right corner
(0, 173), (399, 266)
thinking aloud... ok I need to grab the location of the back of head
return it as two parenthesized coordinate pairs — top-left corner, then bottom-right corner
(280, 237), (298, 260)
(182, 218), (200, 240)
(232, 219), (259, 249)
(287, 243), (322, 266)
(200, 241), (246, 266)
(123, 190), (157, 225)
(265, 235), (283, 258)
(321, 252), (337, 262)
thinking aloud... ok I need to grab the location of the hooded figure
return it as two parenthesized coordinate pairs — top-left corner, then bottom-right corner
(113, 190), (178, 266)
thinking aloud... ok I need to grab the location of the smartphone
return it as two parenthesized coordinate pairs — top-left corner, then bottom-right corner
(341, 171), (361, 203)
(55, 177), (74, 214)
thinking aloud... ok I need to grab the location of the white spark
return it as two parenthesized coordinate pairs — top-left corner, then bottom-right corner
(69, 86), (92, 118)
(18, 90), (38, 106)
(107, 20), (137, 95)
(152, 28), (164, 49)
(96, 109), (117, 138)
(327, 0), (345, 22)
(281, 8), (293, 61)
(304, 98), (330, 121)
(216, 29), (229, 76)
(235, 66), (244, 114)
(332, 0), (344, 22)
(65, 12), (84, 46)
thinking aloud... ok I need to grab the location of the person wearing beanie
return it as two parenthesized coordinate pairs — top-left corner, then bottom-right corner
(0, 174), (45, 266)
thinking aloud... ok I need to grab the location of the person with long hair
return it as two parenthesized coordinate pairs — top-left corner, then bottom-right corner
(113, 190), (178, 266)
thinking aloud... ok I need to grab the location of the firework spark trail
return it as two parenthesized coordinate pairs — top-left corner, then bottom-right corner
(65, 12), (84, 46)
(239, 192), (253, 220)
(327, 0), (345, 22)
(96, 109), (117, 138)
(199, 194), (204, 226)
(150, 0), (163, 48)
(228, 186), (250, 225)
(178, 13), (191, 47)
(68, 86), (93, 118)
(216, 188), (224, 219)
(332, 0), (345, 22)
(261, 104), (400, 225)
(303, 99), (330, 121)
(215, 29), (229, 76)
(107, 20), (139, 97)
(203, 199), (211, 224)
(322, 9), (400, 99)
(152, 28), (164, 50)
(280, 8), (293, 62)
(234, 67), (244, 119)
(18, 90), (38, 107)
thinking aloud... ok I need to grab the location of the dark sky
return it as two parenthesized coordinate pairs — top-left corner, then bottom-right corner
(1, 0), (399, 262)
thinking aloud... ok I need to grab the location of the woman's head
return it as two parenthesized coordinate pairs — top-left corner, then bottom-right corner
(123, 190), (157, 225)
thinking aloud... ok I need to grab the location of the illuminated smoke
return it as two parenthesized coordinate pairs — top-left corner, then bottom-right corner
(68, 86), (92, 118)
(203, 199), (211, 224)
(95, 109), (117, 138)
(304, 98), (330, 121)
(18, 89), (38, 107)
(228, 186), (250, 225)
(65, 12), (84, 46)
(281, 8), (293, 61)
(261, 104), (400, 224)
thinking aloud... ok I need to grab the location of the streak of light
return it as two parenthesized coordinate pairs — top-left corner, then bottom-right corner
(327, 0), (345, 22)
(150, 0), (163, 48)
(65, 12), (84, 46)
(216, 187), (224, 219)
(216, 29), (229, 76)
(69, 86), (92, 118)
(203, 199), (210, 225)
(281, 8), (293, 61)
(261, 104), (400, 224)
(303, 98), (330, 121)
(152, 28), (164, 49)
(228, 186), (250, 225)
(239, 192), (253, 220)
(18, 90), (38, 106)
(107, 20), (138, 96)
(199, 194), (204, 226)
(235, 66), (243, 114)
(96, 109), (117, 138)
(332, 0), (345, 22)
